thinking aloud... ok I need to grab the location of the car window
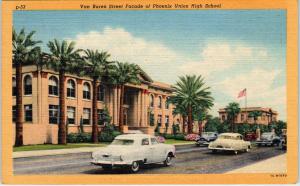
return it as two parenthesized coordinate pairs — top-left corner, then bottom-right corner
(151, 138), (159, 145)
(111, 139), (134, 145)
(142, 138), (150, 145)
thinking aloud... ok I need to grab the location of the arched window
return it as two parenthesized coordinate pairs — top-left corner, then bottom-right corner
(48, 76), (58, 96)
(12, 77), (16, 96)
(67, 79), (76, 98)
(165, 97), (170, 109)
(83, 82), (91, 99)
(97, 85), (105, 101)
(24, 75), (32, 95)
(150, 94), (154, 107)
(158, 96), (162, 108)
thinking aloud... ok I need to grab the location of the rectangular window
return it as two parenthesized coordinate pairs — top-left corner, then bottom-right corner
(12, 106), (16, 122)
(165, 115), (169, 125)
(150, 113), (155, 126)
(97, 109), (104, 125)
(24, 104), (32, 122)
(49, 105), (59, 124)
(241, 114), (244, 121)
(157, 114), (162, 126)
(83, 91), (90, 99)
(83, 108), (91, 125)
(67, 107), (75, 124)
(49, 85), (58, 96)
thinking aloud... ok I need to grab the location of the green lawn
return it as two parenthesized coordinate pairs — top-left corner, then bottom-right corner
(164, 139), (194, 144)
(13, 143), (109, 152)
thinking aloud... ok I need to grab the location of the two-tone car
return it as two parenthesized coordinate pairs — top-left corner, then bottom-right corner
(196, 132), (218, 146)
(91, 134), (176, 173)
(256, 132), (281, 146)
(208, 133), (251, 155)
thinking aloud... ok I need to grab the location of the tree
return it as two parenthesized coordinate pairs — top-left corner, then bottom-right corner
(225, 102), (241, 132)
(169, 75), (214, 134)
(83, 49), (114, 143)
(248, 110), (262, 126)
(12, 28), (42, 146)
(46, 39), (83, 144)
(172, 104), (187, 133)
(109, 62), (141, 132)
(99, 107), (112, 125)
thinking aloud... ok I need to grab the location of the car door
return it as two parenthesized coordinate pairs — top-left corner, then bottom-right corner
(141, 138), (153, 163)
(150, 137), (164, 162)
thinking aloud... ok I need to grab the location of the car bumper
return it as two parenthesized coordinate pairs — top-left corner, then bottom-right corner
(256, 141), (272, 145)
(91, 159), (131, 166)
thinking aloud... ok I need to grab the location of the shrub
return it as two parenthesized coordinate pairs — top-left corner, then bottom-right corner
(156, 136), (166, 143)
(67, 133), (92, 143)
(184, 133), (199, 141)
(98, 124), (121, 142)
(174, 133), (185, 140)
(163, 133), (175, 139)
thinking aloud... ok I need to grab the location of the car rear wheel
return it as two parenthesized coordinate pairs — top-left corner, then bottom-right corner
(164, 155), (173, 166)
(245, 146), (250, 152)
(130, 161), (140, 173)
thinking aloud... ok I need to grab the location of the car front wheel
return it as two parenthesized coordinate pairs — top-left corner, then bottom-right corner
(130, 161), (140, 173)
(164, 155), (173, 166)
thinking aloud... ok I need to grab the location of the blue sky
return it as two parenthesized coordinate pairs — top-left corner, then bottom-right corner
(13, 10), (287, 120)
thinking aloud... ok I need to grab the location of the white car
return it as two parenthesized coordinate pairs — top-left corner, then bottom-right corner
(91, 134), (176, 172)
(208, 133), (251, 155)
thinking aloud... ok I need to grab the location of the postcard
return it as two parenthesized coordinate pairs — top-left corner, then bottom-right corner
(1, 0), (298, 184)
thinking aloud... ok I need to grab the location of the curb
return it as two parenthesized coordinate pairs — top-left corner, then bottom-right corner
(13, 143), (196, 159)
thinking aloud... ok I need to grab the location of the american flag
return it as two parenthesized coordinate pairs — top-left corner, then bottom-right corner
(238, 88), (247, 98)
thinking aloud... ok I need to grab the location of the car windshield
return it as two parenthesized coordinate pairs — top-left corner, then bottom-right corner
(111, 139), (134, 145)
(218, 135), (239, 140)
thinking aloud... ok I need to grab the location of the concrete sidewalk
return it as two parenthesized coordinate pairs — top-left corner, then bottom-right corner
(13, 142), (194, 158)
(226, 153), (286, 173)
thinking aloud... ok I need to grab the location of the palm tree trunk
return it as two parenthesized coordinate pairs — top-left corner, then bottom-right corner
(198, 120), (203, 136)
(182, 115), (186, 134)
(92, 78), (99, 143)
(15, 62), (23, 146)
(119, 85), (124, 132)
(188, 105), (193, 134)
(58, 70), (66, 144)
(231, 117), (234, 132)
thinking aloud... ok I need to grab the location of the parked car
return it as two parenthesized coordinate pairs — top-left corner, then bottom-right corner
(244, 132), (257, 141)
(256, 132), (281, 146)
(196, 132), (218, 146)
(91, 134), (176, 173)
(208, 133), (251, 155)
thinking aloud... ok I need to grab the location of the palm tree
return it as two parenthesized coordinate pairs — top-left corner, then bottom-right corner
(83, 49), (114, 143)
(169, 75), (214, 134)
(46, 39), (82, 144)
(225, 102), (241, 132)
(12, 28), (42, 146)
(248, 110), (262, 126)
(109, 62), (141, 132)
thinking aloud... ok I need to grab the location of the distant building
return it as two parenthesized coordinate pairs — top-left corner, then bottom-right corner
(218, 107), (278, 125)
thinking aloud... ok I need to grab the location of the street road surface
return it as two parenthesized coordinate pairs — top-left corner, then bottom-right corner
(14, 146), (285, 174)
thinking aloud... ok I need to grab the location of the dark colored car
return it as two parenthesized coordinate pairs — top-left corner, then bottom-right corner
(256, 132), (281, 146)
(244, 132), (257, 141)
(196, 132), (218, 146)
(279, 133), (287, 150)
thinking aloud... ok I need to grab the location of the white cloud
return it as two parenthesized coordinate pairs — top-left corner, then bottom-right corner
(180, 41), (270, 76)
(68, 27), (182, 83)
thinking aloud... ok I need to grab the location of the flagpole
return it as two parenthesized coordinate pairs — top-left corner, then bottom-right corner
(245, 88), (247, 124)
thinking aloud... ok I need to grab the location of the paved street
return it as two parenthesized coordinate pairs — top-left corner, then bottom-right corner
(14, 145), (285, 174)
